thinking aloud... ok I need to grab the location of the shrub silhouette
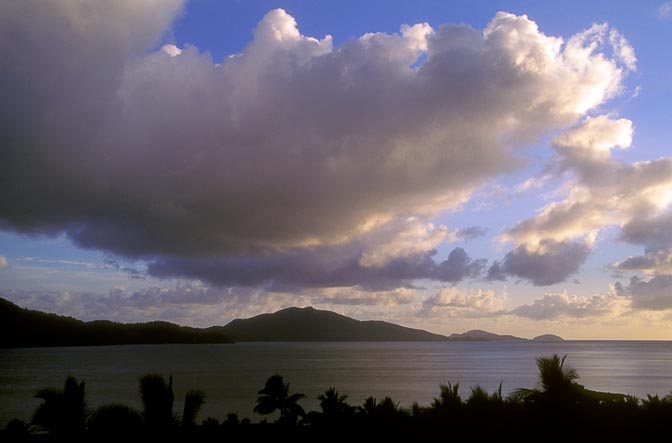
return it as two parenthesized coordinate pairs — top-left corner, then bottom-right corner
(5, 418), (32, 442)
(32, 375), (87, 437)
(87, 404), (143, 438)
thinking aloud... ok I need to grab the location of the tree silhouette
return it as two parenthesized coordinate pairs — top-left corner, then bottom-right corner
(139, 373), (206, 430)
(431, 382), (461, 412)
(254, 374), (305, 426)
(318, 387), (352, 418)
(139, 373), (176, 428)
(537, 354), (578, 394)
(32, 375), (87, 437)
(182, 389), (206, 427)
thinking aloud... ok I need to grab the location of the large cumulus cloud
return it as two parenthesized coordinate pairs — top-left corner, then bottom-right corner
(0, 2), (635, 288)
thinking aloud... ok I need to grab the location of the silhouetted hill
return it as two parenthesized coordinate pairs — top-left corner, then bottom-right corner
(0, 297), (232, 347)
(210, 306), (449, 341)
(1, 298), (564, 346)
(447, 329), (528, 342)
(532, 334), (565, 342)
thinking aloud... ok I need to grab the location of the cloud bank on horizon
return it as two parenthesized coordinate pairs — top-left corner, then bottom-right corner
(1, 0), (671, 334)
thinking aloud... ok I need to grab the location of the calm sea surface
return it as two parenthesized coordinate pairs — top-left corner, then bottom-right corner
(2, 341), (672, 426)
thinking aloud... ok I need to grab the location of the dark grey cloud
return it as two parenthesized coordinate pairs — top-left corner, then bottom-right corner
(487, 240), (590, 286)
(147, 246), (486, 290)
(457, 226), (488, 241)
(620, 215), (672, 250)
(616, 215), (672, 274)
(615, 275), (672, 310)
(0, 2), (633, 288)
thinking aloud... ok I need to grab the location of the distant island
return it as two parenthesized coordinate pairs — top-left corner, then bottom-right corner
(215, 306), (448, 341)
(532, 334), (565, 342)
(0, 298), (563, 347)
(448, 329), (528, 342)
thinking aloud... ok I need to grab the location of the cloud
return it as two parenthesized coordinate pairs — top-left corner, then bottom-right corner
(494, 113), (672, 284)
(456, 226), (488, 241)
(422, 287), (507, 317)
(0, 3), (635, 287)
(615, 275), (672, 310)
(0, 284), (418, 326)
(509, 291), (627, 319)
(552, 115), (633, 160)
(315, 287), (415, 306)
(617, 250), (672, 275)
(658, 2), (672, 18)
(0, 285), (261, 326)
(0, 256), (8, 268)
(147, 244), (486, 290)
(616, 215), (672, 275)
(487, 240), (590, 286)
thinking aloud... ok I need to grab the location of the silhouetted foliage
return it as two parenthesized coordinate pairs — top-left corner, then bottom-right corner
(182, 389), (206, 427)
(87, 404), (143, 439)
(5, 419), (32, 442)
(318, 387), (352, 418)
(31, 376), (87, 437)
(254, 374), (305, 426)
(139, 374), (176, 429)
(8, 354), (672, 441)
(431, 382), (462, 411)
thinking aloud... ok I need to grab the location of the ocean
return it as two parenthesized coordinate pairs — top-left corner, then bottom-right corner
(2, 341), (672, 426)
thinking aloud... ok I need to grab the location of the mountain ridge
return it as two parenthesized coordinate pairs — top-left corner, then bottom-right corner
(211, 306), (448, 342)
(0, 298), (563, 347)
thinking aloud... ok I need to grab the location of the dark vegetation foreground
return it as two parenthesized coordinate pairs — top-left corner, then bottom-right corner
(3, 355), (672, 442)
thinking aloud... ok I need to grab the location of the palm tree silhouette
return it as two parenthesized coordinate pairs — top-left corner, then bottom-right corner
(182, 389), (206, 427)
(139, 373), (176, 428)
(254, 374), (305, 426)
(318, 387), (352, 418)
(139, 373), (206, 430)
(431, 382), (461, 411)
(537, 354), (578, 393)
(32, 375), (86, 436)
(514, 354), (583, 410)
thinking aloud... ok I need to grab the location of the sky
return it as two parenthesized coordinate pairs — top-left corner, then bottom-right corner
(1, 0), (672, 339)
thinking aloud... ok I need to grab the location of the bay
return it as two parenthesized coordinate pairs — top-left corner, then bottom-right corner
(2, 341), (672, 426)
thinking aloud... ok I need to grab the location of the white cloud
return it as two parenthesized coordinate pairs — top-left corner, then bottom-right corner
(315, 287), (415, 306)
(358, 218), (457, 268)
(495, 114), (672, 287)
(553, 115), (633, 160)
(658, 2), (672, 18)
(161, 44), (182, 57)
(0, 4), (636, 289)
(423, 287), (507, 317)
